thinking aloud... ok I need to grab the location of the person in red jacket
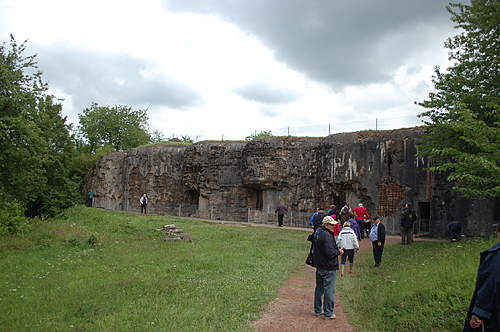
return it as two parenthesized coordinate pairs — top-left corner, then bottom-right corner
(331, 215), (341, 239)
(352, 203), (371, 239)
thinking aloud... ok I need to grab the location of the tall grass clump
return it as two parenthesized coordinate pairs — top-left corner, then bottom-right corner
(338, 238), (497, 332)
(0, 205), (309, 331)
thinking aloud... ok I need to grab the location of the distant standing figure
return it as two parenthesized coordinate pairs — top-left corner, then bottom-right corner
(400, 203), (417, 245)
(369, 216), (386, 267)
(275, 202), (288, 227)
(140, 193), (148, 214)
(448, 221), (463, 242)
(352, 203), (371, 239)
(337, 221), (360, 277)
(86, 191), (94, 207)
(463, 221), (500, 332)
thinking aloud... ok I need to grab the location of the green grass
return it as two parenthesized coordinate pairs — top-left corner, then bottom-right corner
(338, 238), (498, 332)
(0, 206), (309, 331)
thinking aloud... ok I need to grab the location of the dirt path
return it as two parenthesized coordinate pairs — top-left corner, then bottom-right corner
(156, 214), (443, 331)
(252, 235), (402, 332)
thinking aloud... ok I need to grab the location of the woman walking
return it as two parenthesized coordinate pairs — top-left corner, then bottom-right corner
(337, 221), (360, 277)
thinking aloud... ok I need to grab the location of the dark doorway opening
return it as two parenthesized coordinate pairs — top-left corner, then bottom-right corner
(255, 189), (263, 210)
(418, 201), (431, 233)
(185, 190), (200, 205)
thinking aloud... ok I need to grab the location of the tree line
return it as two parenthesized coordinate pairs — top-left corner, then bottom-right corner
(1, 0), (498, 234)
(0, 36), (191, 233)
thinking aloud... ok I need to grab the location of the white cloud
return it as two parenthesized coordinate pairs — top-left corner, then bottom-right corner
(0, 0), (455, 140)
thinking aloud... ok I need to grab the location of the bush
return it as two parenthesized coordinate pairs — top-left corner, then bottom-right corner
(0, 193), (27, 235)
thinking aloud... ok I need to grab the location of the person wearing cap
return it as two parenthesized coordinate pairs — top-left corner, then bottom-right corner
(337, 221), (360, 277)
(312, 215), (344, 319)
(463, 222), (500, 332)
(352, 203), (371, 239)
(369, 216), (386, 267)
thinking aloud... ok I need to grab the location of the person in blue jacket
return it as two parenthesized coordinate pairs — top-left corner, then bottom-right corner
(463, 221), (500, 332)
(309, 208), (320, 227)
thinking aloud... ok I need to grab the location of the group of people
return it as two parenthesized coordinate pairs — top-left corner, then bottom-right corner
(306, 202), (387, 319)
(305, 202), (499, 331)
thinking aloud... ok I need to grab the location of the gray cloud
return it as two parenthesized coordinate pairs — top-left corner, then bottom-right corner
(35, 44), (201, 111)
(165, 0), (456, 89)
(233, 81), (301, 104)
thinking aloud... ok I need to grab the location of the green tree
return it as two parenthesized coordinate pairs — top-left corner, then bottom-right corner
(245, 130), (274, 141)
(0, 35), (77, 222)
(418, 0), (500, 198)
(77, 103), (151, 153)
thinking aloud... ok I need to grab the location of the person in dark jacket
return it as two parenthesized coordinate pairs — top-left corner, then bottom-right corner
(448, 221), (463, 242)
(312, 216), (344, 319)
(400, 203), (417, 245)
(463, 222), (500, 332)
(313, 208), (326, 231)
(369, 216), (386, 267)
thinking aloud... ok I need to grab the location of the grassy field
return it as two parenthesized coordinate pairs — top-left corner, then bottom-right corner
(338, 237), (497, 332)
(0, 206), (309, 331)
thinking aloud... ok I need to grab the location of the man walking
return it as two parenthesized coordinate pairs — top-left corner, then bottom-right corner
(312, 216), (344, 319)
(275, 202), (288, 227)
(140, 193), (148, 214)
(400, 203), (417, 245)
(463, 221), (500, 331)
(369, 216), (386, 267)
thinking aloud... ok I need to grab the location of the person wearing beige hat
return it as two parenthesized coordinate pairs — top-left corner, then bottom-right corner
(311, 215), (344, 319)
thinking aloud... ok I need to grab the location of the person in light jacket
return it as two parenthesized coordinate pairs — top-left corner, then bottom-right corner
(337, 221), (360, 277)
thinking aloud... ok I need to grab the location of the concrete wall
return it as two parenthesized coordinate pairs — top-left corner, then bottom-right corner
(84, 128), (498, 237)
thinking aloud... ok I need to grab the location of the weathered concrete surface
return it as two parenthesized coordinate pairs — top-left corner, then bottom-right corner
(84, 129), (498, 237)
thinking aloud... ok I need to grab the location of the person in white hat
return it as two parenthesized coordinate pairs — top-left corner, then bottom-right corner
(311, 215), (344, 319)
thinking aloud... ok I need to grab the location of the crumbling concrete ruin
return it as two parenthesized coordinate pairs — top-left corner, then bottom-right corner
(85, 128), (498, 237)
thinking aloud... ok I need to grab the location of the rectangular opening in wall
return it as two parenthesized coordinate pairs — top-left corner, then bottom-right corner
(418, 201), (430, 233)
(185, 190), (200, 205)
(246, 188), (263, 211)
(256, 190), (263, 210)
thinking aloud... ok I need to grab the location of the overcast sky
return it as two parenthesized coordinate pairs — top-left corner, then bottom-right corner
(0, 0), (461, 140)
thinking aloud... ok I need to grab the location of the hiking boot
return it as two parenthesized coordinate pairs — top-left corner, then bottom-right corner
(323, 314), (336, 319)
(313, 312), (322, 317)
